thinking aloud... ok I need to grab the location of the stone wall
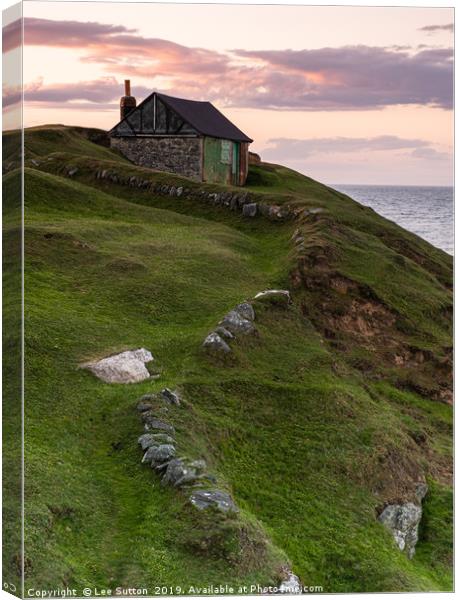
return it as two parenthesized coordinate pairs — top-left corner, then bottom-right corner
(110, 136), (203, 181)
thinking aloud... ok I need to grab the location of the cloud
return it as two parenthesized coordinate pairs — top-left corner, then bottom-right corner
(419, 23), (454, 33)
(4, 17), (229, 76)
(2, 17), (136, 53)
(4, 17), (454, 112)
(233, 46), (453, 110)
(3, 77), (152, 112)
(262, 136), (449, 162)
(23, 76), (151, 104)
(411, 147), (449, 160)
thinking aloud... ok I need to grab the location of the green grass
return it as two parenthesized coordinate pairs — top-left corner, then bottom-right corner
(2, 126), (452, 593)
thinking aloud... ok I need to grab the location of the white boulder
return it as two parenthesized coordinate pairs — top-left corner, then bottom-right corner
(82, 348), (154, 383)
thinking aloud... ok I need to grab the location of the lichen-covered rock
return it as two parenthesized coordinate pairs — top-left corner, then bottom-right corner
(142, 414), (175, 434)
(220, 310), (255, 335)
(215, 326), (234, 339)
(189, 459), (207, 472)
(268, 205), (283, 220)
(236, 302), (255, 321)
(142, 444), (176, 466)
(136, 401), (153, 412)
(162, 459), (200, 487)
(242, 202), (258, 217)
(82, 348), (154, 383)
(189, 489), (238, 513)
(278, 572), (302, 594)
(203, 332), (231, 353)
(138, 432), (175, 450)
(161, 388), (181, 406)
(254, 289), (292, 306)
(378, 502), (422, 558)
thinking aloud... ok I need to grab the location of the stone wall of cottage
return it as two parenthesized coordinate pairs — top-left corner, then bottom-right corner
(111, 136), (203, 181)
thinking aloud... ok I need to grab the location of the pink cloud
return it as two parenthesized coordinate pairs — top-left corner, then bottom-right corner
(4, 17), (454, 111)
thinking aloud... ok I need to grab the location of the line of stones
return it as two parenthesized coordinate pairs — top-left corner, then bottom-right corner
(203, 300), (256, 354)
(136, 387), (239, 513)
(135, 294), (302, 592)
(92, 166), (293, 220)
(32, 158), (326, 224)
(202, 290), (293, 355)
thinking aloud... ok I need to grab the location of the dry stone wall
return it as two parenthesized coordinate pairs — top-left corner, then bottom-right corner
(110, 136), (203, 181)
(55, 161), (297, 222)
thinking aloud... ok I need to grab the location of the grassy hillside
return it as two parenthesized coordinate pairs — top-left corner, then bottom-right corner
(3, 126), (452, 593)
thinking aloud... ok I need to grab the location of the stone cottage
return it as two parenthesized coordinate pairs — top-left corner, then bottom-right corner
(109, 81), (253, 186)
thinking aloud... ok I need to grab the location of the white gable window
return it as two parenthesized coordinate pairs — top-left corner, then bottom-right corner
(221, 140), (232, 164)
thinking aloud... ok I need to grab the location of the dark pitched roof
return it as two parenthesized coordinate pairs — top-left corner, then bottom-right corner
(109, 91), (252, 143)
(157, 93), (253, 143)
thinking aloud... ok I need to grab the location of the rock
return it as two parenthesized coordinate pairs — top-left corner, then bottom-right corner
(378, 502), (422, 558)
(138, 392), (158, 402)
(68, 167), (78, 176)
(136, 401), (153, 412)
(138, 432), (175, 450)
(215, 326), (234, 340)
(161, 388), (181, 406)
(142, 444), (176, 466)
(31, 159), (40, 167)
(189, 459), (207, 471)
(142, 415), (175, 435)
(253, 289), (292, 306)
(237, 193), (249, 207)
(189, 489), (238, 513)
(82, 348), (154, 383)
(278, 572), (302, 594)
(235, 302), (255, 321)
(138, 433), (170, 450)
(203, 332), (231, 354)
(220, 310), (255, 335)
(258, 204), (270, 217)
(242, 202), (258, 217)
(176, 186), (183, 197)
(138, 433), (157, 450)
(162, 459), (200, 487)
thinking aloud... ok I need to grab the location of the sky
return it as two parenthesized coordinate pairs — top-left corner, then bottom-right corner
(2, 1), (454, 185)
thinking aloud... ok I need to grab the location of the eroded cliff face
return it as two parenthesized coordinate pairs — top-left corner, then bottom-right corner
(290, 210), (452, 406)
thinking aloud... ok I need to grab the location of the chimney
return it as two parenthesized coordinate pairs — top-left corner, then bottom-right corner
(120, 79), (136, 120)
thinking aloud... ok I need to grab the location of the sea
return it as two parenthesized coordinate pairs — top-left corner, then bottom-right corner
(331, 184), (454, 255)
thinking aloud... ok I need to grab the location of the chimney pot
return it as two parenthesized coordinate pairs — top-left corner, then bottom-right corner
(124, 79), (131, 96)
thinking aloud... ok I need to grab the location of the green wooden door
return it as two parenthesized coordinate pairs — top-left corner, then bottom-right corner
(232, 142), (239, 184)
